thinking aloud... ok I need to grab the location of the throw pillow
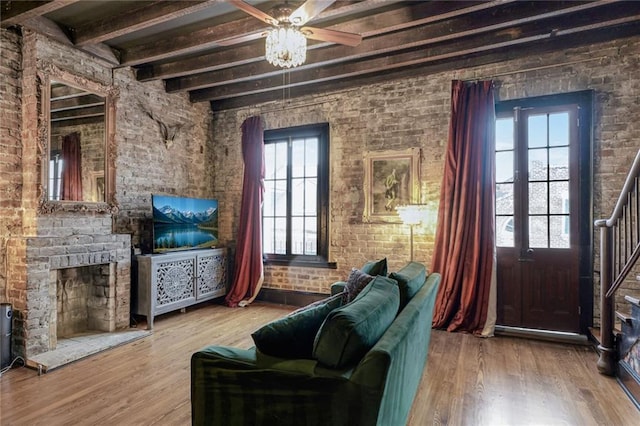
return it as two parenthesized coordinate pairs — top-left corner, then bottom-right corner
(388, 262), (427, 310)
(342, 268), (374, 304)
(313, 276), (400, 369)
(360, 257), (388, 276)
(251, 295), (343, 359)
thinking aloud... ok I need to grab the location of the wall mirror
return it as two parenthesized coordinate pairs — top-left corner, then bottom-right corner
(37, 62), (117, 214)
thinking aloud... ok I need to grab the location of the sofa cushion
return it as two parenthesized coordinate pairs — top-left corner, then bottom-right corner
(342, 268), (374, 303)
(388, 262), (427, 309)
(360, 257), (388, 276)
(313, 276), (400, 368)
(252, 294), (343, 359)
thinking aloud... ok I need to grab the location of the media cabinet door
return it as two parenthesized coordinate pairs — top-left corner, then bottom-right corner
(196, 249), (228, 300)
(153, 254), (197, 314)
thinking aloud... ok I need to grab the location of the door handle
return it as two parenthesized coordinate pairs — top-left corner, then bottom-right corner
(527, 248), (534, 254)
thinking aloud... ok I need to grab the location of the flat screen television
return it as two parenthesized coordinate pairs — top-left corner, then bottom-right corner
(152, 194), (219, 254)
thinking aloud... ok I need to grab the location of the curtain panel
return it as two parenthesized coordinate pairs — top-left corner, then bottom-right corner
(431, 80), (496, 335)
(61, 132), (83, 201)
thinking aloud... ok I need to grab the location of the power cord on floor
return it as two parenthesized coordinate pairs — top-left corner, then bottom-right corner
(0, 356), (25, 377)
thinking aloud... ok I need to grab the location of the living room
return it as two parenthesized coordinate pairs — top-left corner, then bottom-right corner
(1, 1), (640, 424)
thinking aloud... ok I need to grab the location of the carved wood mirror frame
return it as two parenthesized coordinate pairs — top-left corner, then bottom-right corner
(37, 61), (119, 214)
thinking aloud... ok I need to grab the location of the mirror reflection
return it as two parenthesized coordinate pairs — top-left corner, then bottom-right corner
(49, 81), (106, 202)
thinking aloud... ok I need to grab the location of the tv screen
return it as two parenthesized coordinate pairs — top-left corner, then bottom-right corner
(152, 194), (219, 254)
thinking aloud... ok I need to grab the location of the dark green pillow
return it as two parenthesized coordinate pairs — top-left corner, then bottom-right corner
(388, 262), (427, 309)
(252, 294), (342, 359)
(361, 258), (388, 276)
(313, 276), (400, 368)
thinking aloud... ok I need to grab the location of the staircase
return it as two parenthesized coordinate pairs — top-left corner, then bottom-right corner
(595, 149), (640, 409)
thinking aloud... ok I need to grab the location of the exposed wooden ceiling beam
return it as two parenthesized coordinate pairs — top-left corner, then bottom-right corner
(166, 0), (607, 93)
(0, 0), (79, 28)
(136, 0), (515, 82)
(121, 0), (402, 67)
(194, 12), (640, 104)
(72, 0), (221, 46)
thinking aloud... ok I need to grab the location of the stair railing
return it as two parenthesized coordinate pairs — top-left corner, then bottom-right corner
(595, 149), (640, 376)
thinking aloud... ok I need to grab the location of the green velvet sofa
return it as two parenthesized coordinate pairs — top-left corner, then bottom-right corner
(191, 262), (440, 426)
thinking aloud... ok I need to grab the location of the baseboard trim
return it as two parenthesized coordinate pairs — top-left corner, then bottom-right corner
(255, 288), (328, 307)
(495, 325), (590, 345)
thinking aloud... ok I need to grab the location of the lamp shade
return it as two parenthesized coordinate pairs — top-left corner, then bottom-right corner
(397, 204), (428, 226)
(265, 26), (307, 68)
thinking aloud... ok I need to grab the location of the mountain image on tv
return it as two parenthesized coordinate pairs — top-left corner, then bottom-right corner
(152, 194), (219, 253)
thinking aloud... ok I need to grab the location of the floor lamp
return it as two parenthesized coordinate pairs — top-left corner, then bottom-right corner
(397, 204), (427, 262)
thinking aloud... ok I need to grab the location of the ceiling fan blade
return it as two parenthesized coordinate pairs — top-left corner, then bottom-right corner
(289, 0), (335, 26)
(301, 26), (362, 47)
(229, 0), (279, 26)
(216, 31), (267, 47)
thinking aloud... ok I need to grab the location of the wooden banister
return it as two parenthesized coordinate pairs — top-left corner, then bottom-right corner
(595, 149), (640, 376)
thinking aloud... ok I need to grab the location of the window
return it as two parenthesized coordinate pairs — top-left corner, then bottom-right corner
(262, 123), (332, 267)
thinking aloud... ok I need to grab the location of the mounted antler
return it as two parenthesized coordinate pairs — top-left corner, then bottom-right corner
(139, 103), (185, 149)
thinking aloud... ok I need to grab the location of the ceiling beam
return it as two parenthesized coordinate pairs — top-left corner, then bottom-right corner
(166, 0), (606, 93)
(0, 0), (80, 28)
(121, 0), (403, 67)
(195, 12), (640, 104)
(72, 0), (222, 46)
(136, 0), (515, 82)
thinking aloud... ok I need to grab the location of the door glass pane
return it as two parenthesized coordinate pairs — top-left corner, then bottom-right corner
(528, 182), (547, 214)
(496, 118), (514, 150)
(305, 138), (318, 177)
(292, 139), (305, 178)
(305, 178), (317, 215)
(549, 112), (569, 146)
(528, 148), (547, 181)
(529, 216), (548, 248)
(495, 151), (514, 183)
(275, 142), (287, 179)
(496, 183), (513, 215)
(549, 181), (569, 214)
(263, 218), (274, 253)
(265, 144), (275, 180)
(274, 180), (287, 216)
(292, 178), (304, 215)
(305, 217), (317, 255)
(528, 114), (547, 148)
(263, 180), (275, 216)
(274, 218), (286, 254)
(549, 147), (569, 180)
(292, 217), (304, 255)
(496, 216), (514, 247)
(550, 215), (570, 248)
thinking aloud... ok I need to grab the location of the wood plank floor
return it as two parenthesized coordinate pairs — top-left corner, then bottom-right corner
(1, 301), (639, 425)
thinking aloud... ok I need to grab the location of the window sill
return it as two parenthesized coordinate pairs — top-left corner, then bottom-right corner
(264, 258), (337, 269)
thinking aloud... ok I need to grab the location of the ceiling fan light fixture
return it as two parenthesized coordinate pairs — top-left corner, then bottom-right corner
(265, 26), (307, 68)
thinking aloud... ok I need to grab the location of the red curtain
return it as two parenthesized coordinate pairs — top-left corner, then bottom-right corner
(431, 80), (495, 334)
(61, 132), (83, 201)
(225, 116), (265, 307)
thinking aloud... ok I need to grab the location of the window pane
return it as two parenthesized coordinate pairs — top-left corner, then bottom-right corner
(549, 147), (569, 180)
(305, 138), (318, 177)
(263, 180), (275, 216)
(496, 117), (514, 150)
(528, 182), (547, 214)
(305, 217), (317, 255)
(496, 216), (514, 247)
(265, 144), (276, 180)
(528, 148), (547, 181)
(305, 178), (317, 215)
(263, 218), (274, 253)
(549, 181), (569, 214)
(549, 112), (569, 146)
(292, 139), (305, 178)
(495, 151), (513, 183)
(274, 218), (287, 254)
(291, 217), (304, 255)
(528, 114), (547, 148)
(275, 180), (287, 216)
(529, 216), (548, 248)
(292, 178), (304, 215)
(495, 183), (513, 215)
(550, 215), (570, 248)
(275, 142), (287, 179)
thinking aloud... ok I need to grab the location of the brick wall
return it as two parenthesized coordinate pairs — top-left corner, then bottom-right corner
(212, 35), (640, 326)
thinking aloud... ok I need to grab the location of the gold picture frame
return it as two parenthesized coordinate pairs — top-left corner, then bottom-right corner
(362, 147), (421, 223)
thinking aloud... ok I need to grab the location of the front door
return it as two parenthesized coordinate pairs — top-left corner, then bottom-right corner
(495, 100), (586, 333)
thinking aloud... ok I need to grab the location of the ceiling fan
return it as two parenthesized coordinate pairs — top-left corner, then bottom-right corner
(226, 0), (362, 68)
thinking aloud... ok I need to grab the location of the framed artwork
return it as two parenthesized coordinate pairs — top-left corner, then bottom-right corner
(362, 148), (421, 223)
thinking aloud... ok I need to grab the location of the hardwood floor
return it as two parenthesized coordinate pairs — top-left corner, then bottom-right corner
(1, 301), (639, 425)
